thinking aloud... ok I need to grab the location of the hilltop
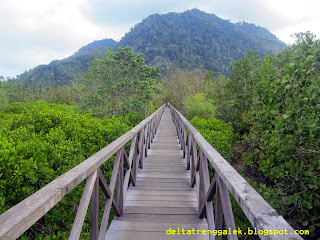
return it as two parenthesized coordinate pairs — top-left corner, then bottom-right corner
(15, 9), (286, 86)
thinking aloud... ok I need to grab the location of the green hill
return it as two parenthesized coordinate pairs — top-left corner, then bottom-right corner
(15, 39), (118, 86)
(15, 9), (286, 86)
(119, 9), (286, 76)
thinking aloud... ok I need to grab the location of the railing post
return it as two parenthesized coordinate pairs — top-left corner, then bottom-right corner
(116, 149), (124, 216)
(190, 135), (197, 187)
(98, 149), (122, 240)
(186, 132), (191, 170)
(90, 172), (99, 240)
(138, 128), (144, 169)
(144, 123), (149, 158)
(70, 170), (98, 240)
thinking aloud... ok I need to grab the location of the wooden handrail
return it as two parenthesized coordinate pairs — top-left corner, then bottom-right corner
(0, 104), (165, 240)
(169, 104), (303, 240)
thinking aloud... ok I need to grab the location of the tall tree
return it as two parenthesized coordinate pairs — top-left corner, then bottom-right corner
(162, 68), (214, 113)
(74, 47), (160, 118)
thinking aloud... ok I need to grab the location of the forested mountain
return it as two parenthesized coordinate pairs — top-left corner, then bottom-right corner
(15, 39), (117, 86)
(15, 9), (286, 86)
(119, 9), (286, 75)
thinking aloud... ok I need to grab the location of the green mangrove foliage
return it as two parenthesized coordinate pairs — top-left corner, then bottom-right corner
(189, 116), (236, 162)
(184, 93), (215, 119)
(209, 51), (278, 133)
(247, 32), (320, 236)
(0, 101), (132, 238)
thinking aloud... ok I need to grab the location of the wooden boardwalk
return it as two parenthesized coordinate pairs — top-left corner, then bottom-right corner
(106, 108), (209, 240)
(0, 104), (302, 240)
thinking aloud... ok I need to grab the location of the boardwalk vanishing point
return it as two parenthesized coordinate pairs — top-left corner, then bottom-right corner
(106, 107), (209, 240)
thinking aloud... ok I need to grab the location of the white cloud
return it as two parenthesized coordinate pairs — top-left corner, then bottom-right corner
(0, 0), (115, 77)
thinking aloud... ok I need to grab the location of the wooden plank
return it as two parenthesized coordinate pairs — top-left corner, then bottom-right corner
(136, 177), (188, 183)
(105, 229), (208, 240)
(90, 175), (99, 240)
(125, 200), (197, 208)
(137, 173), (189, 179)
(218, 177), (237, 240)
(139, 160), (186, 165)
(98, 150), (122, 240)
(137, 128), (144, 169)
(69, 170), (97, 240)
(215, 178), (223, 240)
(114, 214), (208, 224)
(126, 190), (197, 196)
(122, 147), (129, 170)
(125, 194), (197, 202)
(123, 135), (137, 201)
(149, 144), (181, 150)
(130, 185), (192, 191)
(139, 166), (185, 171)
(124, 206), (197, 215)
(144, 158), (184, 162)
(198, 150), (205, 216)
(98, 169), (120, 216)
(200, 153), (215, 240)
(116, 151), (124, 216)
(199, 173), (217, 217)
(108, 220), (208, 232)
(191, 136), (197, 187)
(143, 163), (186, 167)
(137, 168), (187, 174)
(134, 182), (190, 188)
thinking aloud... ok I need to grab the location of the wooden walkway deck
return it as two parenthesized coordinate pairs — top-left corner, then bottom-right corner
(106, 108), (209, 240)
(0, 104), (302, 240)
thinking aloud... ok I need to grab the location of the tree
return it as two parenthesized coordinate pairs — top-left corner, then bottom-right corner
(74, 47), (160, 118)
(184, 93), (215, 119)
(162, 68), (214, 113)
(248, 32), (320, 236)
(211, 51), (278, 132)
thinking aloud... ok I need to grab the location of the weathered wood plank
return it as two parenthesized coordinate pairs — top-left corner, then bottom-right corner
(125, 200), (197, 208)
(116, 151), (124, 216)
(123, 135), (137, 200)
(124, 206), (197, 215)
(218, 177), (237, 240)
(98, 149), (122, 240)
(136, 177), (188, 183)
(108, 220), (208, 232)
(126, 189), (197, 196)
(114, 214), (207, 224)
(69, 170), (97, 240)
(125, 194), (197, 202)
(137, 168), (187, 173)
(200, 153), (215, 240)
(139, 166), (185, 171)
(105, 229), (208, 240)
(90, 175), (99, 240)
(98, 169), (120, 216)
(134, 181), (190, 188)
(137, 173), (189, 179)
(131, 185), (192, 191)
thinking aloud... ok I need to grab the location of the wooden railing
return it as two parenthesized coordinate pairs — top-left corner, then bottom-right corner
(0, 104), (165, 240)
(169, 104), (303, 240)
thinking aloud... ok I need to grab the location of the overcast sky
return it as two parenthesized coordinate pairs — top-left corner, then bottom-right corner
(1, 0), (319, 78)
